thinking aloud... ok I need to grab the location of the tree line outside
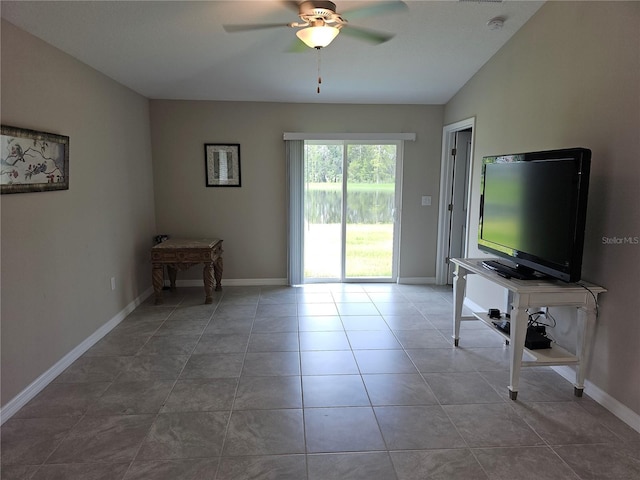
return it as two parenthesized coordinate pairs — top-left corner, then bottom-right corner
(304, 143), (397, 185)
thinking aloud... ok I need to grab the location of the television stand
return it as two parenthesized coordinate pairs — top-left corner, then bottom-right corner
(451, 258), (606, 400)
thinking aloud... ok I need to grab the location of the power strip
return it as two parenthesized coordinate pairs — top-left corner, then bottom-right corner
(491, 321), (551, 349)
(525, 326), (551, 349)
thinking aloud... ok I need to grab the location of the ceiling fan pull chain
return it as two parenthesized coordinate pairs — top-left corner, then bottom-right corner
(316, 46), (322, 94)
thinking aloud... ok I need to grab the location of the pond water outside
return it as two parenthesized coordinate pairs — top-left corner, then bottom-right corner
(305, 185), (395, 224)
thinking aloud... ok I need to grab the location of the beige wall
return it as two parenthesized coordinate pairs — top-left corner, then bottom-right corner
(150, 101), (444, 282)
(444, 2), (640, 415)
(0, 20), (157, 406)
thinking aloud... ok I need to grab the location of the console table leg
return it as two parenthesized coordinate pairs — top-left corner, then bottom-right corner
(152, 264), (164, 305)
(452, 265), (466, 346)
(203, 262), (214, 304)
(508, 299), (529, 400)
(213, 256), (223, 291)
(575, 302), (597, 395)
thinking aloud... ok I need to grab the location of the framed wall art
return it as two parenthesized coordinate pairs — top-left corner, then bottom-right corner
(205, 143), (241, 187)
(1, 125), (69, 194)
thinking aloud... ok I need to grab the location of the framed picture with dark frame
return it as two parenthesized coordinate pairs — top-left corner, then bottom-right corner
(205, 143), (241, 187)
(1, 125), (69, 194)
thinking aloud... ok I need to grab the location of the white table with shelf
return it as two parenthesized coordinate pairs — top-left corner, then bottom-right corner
(451, 258), (606, 400)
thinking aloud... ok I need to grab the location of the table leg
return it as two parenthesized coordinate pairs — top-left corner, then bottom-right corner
(213, 255), (223, 291)
(167, 266), (177, 291)
(452, 265), (467, 347)
(574, 301), (598, 396)
(203, 262), (214, 304)
(508, 295), (529, 400)
(152, 263), (164, 305)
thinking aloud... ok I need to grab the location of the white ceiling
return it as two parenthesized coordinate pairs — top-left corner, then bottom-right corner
(1, 0), (544, 104)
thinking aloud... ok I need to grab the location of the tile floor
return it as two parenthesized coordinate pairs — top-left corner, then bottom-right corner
(2, 283), (639, 480)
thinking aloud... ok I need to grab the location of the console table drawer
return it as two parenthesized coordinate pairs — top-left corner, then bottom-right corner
(152, 250), (213, 262)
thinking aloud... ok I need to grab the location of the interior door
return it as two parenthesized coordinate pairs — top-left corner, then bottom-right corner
(447, 130), (472, 283)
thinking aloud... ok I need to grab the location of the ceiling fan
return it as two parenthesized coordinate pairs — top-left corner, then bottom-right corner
(223, 1), (408, 50)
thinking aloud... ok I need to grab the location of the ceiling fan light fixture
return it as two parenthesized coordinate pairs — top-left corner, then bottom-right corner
(296, 25), (340, 48)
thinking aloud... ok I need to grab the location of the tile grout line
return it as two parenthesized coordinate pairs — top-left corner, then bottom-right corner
(122, 296), (211, 478)
(211, 290), (258, 478)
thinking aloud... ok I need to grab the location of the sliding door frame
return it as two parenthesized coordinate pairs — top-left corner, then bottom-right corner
(285, 132), (415, 285)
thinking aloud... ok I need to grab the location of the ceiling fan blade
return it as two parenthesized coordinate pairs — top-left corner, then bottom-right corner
(282, 1), (302, 12)
(223, 23), (290, 33)
(340, 25), (395, 44)
(340, 1), (408, 20)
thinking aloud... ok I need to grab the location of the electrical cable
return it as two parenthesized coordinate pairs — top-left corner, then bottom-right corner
(577, 282), (600, 318)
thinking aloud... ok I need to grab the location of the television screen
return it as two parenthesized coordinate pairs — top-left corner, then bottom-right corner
(478, 148), (591, 282)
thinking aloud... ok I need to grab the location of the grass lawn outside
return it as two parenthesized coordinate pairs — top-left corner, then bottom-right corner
(304, 223), (393, 279)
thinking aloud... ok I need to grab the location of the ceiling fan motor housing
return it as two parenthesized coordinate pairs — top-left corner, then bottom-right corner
(299, 1), (338, 19)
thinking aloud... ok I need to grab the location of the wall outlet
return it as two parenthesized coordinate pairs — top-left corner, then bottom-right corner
(110, 277), (116, 291)
(421, 195), (432, 206)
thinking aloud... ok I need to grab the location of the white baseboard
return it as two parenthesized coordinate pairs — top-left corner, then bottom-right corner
(397, 277), (436, 284)
(552, 365), (640, 434)
(0, 287), (154, 425)
(179, 278), (436, 287)
(176, 278), (288, 287)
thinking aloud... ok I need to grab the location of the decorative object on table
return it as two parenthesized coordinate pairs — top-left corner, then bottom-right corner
(154, 234), (169, 245)
(1, 125), (69, 194)
(205, 144), (241, 187)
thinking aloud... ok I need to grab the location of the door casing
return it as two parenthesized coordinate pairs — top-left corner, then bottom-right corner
(436, 118), (475, 285)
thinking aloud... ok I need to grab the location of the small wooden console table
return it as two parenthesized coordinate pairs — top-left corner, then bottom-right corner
(451, 258), (606, 400)
(151, 238), (223, 305)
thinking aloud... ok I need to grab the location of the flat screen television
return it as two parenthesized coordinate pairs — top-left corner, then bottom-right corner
(478, 147), (591, 282)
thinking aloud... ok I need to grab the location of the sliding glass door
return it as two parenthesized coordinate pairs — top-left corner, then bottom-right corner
(303, 140), (401, 282)
(304, 141), (343, 279)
